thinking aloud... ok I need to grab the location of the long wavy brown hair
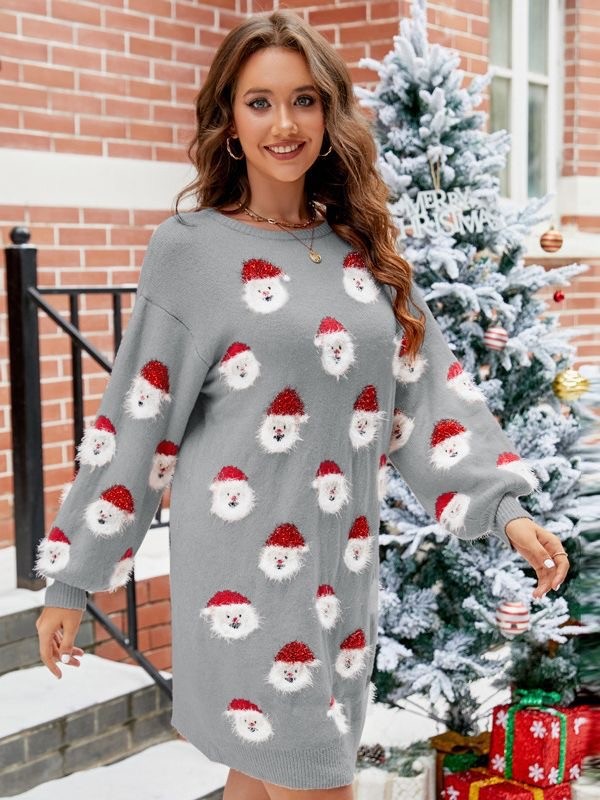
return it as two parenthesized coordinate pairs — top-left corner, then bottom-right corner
(173, 9), (425, 359)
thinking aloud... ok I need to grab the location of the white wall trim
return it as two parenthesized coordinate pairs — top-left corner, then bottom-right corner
(557, 176), (600, 218)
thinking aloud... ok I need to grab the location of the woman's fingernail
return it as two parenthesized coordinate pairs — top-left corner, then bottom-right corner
(61, 654), (71, 663)
(554, 583), (562, 591)
(543, 558), (555, 569)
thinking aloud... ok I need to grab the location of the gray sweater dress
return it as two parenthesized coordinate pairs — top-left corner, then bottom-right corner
(37, 207), (537, 790)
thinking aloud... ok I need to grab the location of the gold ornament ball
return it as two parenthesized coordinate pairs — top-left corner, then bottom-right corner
(540, 226), (563, 253)
(552, 368), (590, 401)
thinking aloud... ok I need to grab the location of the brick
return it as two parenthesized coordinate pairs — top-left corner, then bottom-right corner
(105, 54), (150, 78)
(0, 752), (62, 795)
(105, 9), (151, 34)
(77, 27), (125, 52)
(105, 98), (152, 120)
(0, 35), (47, 61)
(52, 0), (102, 26)
(22, 64), (75, 89)
(107, 142), (153, 159)
(131, 708), (173, 744)
(0, 130), (51, 150)
(27, 723), (63, 759)
(129, 35), (172, 60)
(49, 91), (102, 115)
(63, 727), (130, 772)
(22, 18), (74, 43)
(309, 5), (367, 26)
(154, 19), (196, 43)
(0, 12), (17, 34)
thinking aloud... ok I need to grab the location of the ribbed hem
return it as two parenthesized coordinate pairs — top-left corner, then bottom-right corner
(44, 579), (88, 610)
(494, 495), (534, 549)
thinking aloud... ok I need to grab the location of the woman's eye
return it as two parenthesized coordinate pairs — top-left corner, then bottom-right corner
(247, 95), (316, 110)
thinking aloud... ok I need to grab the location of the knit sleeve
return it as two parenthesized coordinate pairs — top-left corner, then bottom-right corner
(385, 281), (538, 547)
(37, 290), (210, 610)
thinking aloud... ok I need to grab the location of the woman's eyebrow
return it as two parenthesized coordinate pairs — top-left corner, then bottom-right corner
(243, 84), (317, 96)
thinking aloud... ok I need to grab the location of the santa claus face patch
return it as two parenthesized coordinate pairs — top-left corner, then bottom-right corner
(148, 440), (179, 491)
(77, 415), (116, 468)
(342, 251), (380, 304)
(108, 548), (134, 591)
(35, 527), (72, 575)
(315, 585), (341, 630)
(84, 484), (135, 537)
(429, 418), (472, 470)
(224, 698), (274, 743)
(124, 359), (171, 420)
(311, 460), (351, 514)
(313, 317), (356, 378)
(343, 516), (373, 573)
(267, 640), (322, 694)
(259, 523), (309, 582)
(388, 408), (415, 454)
(435, 491), (471, 534)
(209, 465), (256, 522)
(392, 335), (427, 384)
(335, 628), (371, 679)
(327, 695), (350, 734)
(241, 258), (290, 314)
(447, 361), (486, 403)
(219, 342), (261, 390)
(349, 385), (384, 449)
(200, 590), (261, 641)
(257, 387), (309, 454)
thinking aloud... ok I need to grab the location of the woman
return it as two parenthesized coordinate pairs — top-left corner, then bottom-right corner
(35, 10), (569, 800)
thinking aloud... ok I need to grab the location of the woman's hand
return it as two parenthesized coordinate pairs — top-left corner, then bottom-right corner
(36, 606), (86, 679)
(505, 518), (570, 600)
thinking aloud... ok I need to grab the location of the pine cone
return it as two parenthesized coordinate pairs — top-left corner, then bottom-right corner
(357, 743), (386, 766)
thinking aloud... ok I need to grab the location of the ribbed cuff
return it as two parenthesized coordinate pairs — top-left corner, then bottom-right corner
(44, 579), (88, 610)
(494, 495), (534, 549)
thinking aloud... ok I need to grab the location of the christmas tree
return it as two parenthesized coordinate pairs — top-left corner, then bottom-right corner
(354, 0), (599, 735)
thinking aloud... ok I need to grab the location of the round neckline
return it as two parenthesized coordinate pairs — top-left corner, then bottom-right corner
(201, 206), (333, 240)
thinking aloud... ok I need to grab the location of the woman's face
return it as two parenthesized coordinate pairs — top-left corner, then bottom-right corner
(229, 46), (326, 190)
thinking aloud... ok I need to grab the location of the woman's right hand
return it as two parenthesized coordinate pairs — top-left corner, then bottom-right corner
(36, 606), (86, 679)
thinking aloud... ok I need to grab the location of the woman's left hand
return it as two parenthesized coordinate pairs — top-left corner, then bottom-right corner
(505, 518), (570, 600)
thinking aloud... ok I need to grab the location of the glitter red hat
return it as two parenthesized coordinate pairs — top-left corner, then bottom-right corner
(241, 258), (289, 283)
(267, 387), (306, 417)
(265, 523), (306, 549)
(354, 385), (379, 413)
(100, 484), (135, 515)
(139, 360), (170, 393)
(94, 415), (116, 434)
(430, 418), (467, 447)
(274, 641), (317, 664)
(221, 342), (251, 363)
(155, 440), (179, 457)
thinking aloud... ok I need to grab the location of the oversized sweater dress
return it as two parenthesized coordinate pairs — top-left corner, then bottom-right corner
(37, 206), (537, 790)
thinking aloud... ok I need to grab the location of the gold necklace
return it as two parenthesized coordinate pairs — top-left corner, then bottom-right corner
(238, 201), (323, 263)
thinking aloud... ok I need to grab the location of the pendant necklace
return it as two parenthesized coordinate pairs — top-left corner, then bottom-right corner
(238, 201), (323, 263)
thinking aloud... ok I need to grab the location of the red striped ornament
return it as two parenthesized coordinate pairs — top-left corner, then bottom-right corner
(495, 600), (530, 638)
(484, 325), (508, 351)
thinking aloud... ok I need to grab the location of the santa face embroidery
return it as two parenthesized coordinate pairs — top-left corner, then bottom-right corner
(241, 258), (290, 314)
(219, 342), (261, 390)
(224, 698), (274, 743)
(311, 461), (350, 514)
(388, 408), (415, 453)
(315, 585), (341, 630)
(435, 491), (470, 534)
(430, 419), (472, 470)
(328, 696), (350, 734)
(313, 317), (355, 378)
(35, 527), (71, 575)
(149, 440), (179, 491)
(349, 385), (384, 449)
(267, 641), (321, 693)
(200, 590), (260, 641)
(377, 455), (389, 501)
(343, 516), (373, 573)
(108, 548), (134, 591)
(77, 415), (116, 468)
(392, 335), (427, 384)
(342, 251), (380, 304)
(259, 523), (309, 582)
(257, 387), (309, 454)
(497, 452), (539, 490)
(84, 484), (135, 537)
(124, 359), (171, 420)
(209, 466), (256, 523)
(447, 361), (486, 402)
(335, 629), (370, 679)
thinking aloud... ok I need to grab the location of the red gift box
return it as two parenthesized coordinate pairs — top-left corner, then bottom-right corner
(442, 765), (572, 799)
(489, 697), (593, 788)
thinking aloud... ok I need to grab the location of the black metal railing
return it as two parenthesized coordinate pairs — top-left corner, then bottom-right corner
(5, 226), (172, 698)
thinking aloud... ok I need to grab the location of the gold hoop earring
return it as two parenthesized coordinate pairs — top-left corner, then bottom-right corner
(226, 136), (244, 161)
(319, 136), (332, 157)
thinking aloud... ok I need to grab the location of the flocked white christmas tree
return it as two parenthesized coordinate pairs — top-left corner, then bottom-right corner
(354, 0), (599, 735)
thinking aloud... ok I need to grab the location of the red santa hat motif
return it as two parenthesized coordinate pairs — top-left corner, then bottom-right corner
(149, 439), (179, 492)
(35, 526), (72, 577)
(209, 464), (256, 523)
(388, 407), (415, 454)
(200, 589), (260, 641)
(257, 387), (309, 454)
(335, 628), (371, 679)
(447, 360), (486, 402)
(349, 385), (385, 449)
(313, 316), (356, 379)
(224, 697), (274, 743)
(218, 341), (261, 391)
(84, 483), (135, 537)
(343, 515), (373, 573)
(341, 251), (380, 304)
(259, 523), (310, 582)
(497, 451), (539, 490)
(435, 490), (470, 534)
(315, 583), (341, 630)
(241, 258), (290, 315)
(267, 640), (322, 693)
(77, 414), (117, 469)
(377, 453), (390, 501)
(108, 547), (134, 591)
(327, 695), (350, 735)
(392, 333), (427, 384)
(429, 418), (472, 470)
(311, 459), (350, 514)
(124, 359), (171, 420)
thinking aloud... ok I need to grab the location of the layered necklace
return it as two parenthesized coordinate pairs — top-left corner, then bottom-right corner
(237, 200), (323, 263)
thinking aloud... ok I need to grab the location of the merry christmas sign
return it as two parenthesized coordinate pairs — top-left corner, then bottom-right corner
(394, 188), (503, 239)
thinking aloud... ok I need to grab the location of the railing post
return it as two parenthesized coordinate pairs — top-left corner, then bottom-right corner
(5, 227), (45, 589)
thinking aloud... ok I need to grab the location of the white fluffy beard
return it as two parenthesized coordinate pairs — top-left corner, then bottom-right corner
(349, 410), (384, 449)
(315, 594), (341, 630)
(84, 498), (134, 537)
(449, 371), (486, 402)
(77, 428), (116, 468)
(377, 464), (389, 501)
(220, 352), (261, 390)
(343, 537), (373, 573)
(257, 412), (308, 454)
(388, 410), (415, 453)
(243, 277), (289, 314)
(259, 544), (308, 581)
(342, 268), (380, 303)
(124, 376), (170, 420)
(149, 454), (177, 491)
(335, 645), (371, 679)
(392, 345), (427, 384)
(499, 460), (539, 490)
(327, 697), (350, 734)
(312, 473), (350, 514)
(109, 556), (134, 590)
(430, 430), (472, 470)
(267, 657), (321, 694)
(209, 479), (255, 522)
(35, 539), (70, 575)
(225, 708), (273, 743)
(314, 331), (355, 378)
(439, 493), (470, 533)
(200, 602), (260, 641)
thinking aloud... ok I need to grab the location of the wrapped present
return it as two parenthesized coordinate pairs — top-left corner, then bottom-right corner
(489, 689), (593, 788)
(429, 730), (491, 799)
(353, 750), (436, 800)
(442, 765), (572, 799)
